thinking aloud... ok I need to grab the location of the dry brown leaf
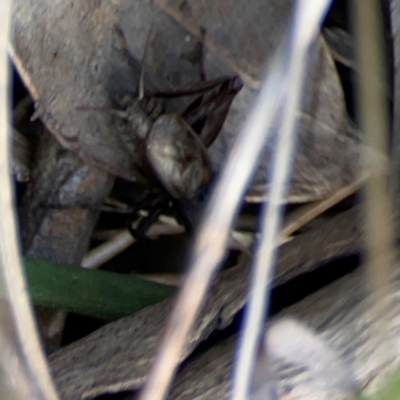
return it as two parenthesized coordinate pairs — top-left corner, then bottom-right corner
(11, 0), (371, 204)
(157, 0), (371, 203)
(10, 0), (231, 182)
(156, 0), (290, 86)
(47, 201), (389, 399)
(167, 268), (400, 400)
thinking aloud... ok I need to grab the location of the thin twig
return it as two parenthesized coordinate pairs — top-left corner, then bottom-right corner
(280, 174), (375, 239)
(81, 230), (135, 269)
(138, 26), (154, 101)
(82, 215), (185, 269)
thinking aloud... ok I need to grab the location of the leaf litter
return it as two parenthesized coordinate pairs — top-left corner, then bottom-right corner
(5, 0), (400, 399)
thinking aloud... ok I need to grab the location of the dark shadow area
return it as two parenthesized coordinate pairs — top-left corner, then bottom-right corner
(61, 314), (108, 347)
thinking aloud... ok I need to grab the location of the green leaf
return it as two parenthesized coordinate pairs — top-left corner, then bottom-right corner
(24, 257), (176, 320)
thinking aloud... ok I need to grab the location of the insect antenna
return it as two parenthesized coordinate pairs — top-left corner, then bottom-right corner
(138, 25), (154, 101)
(113, 25), (154, 100)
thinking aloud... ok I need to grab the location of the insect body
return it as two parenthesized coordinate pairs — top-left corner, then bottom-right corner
(113, 69), (242, 195)
(146, 113), (212, 200)
(83, 28), (242, 236)
(110, 77), (241, 237)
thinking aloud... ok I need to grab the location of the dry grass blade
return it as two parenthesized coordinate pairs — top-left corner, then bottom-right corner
(231, 2), (333, 399)
(353, 0), (395, 382)
(280, 176), (367, 238)
(354, 0), (393, 294)
(0, 1), (58, 399)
